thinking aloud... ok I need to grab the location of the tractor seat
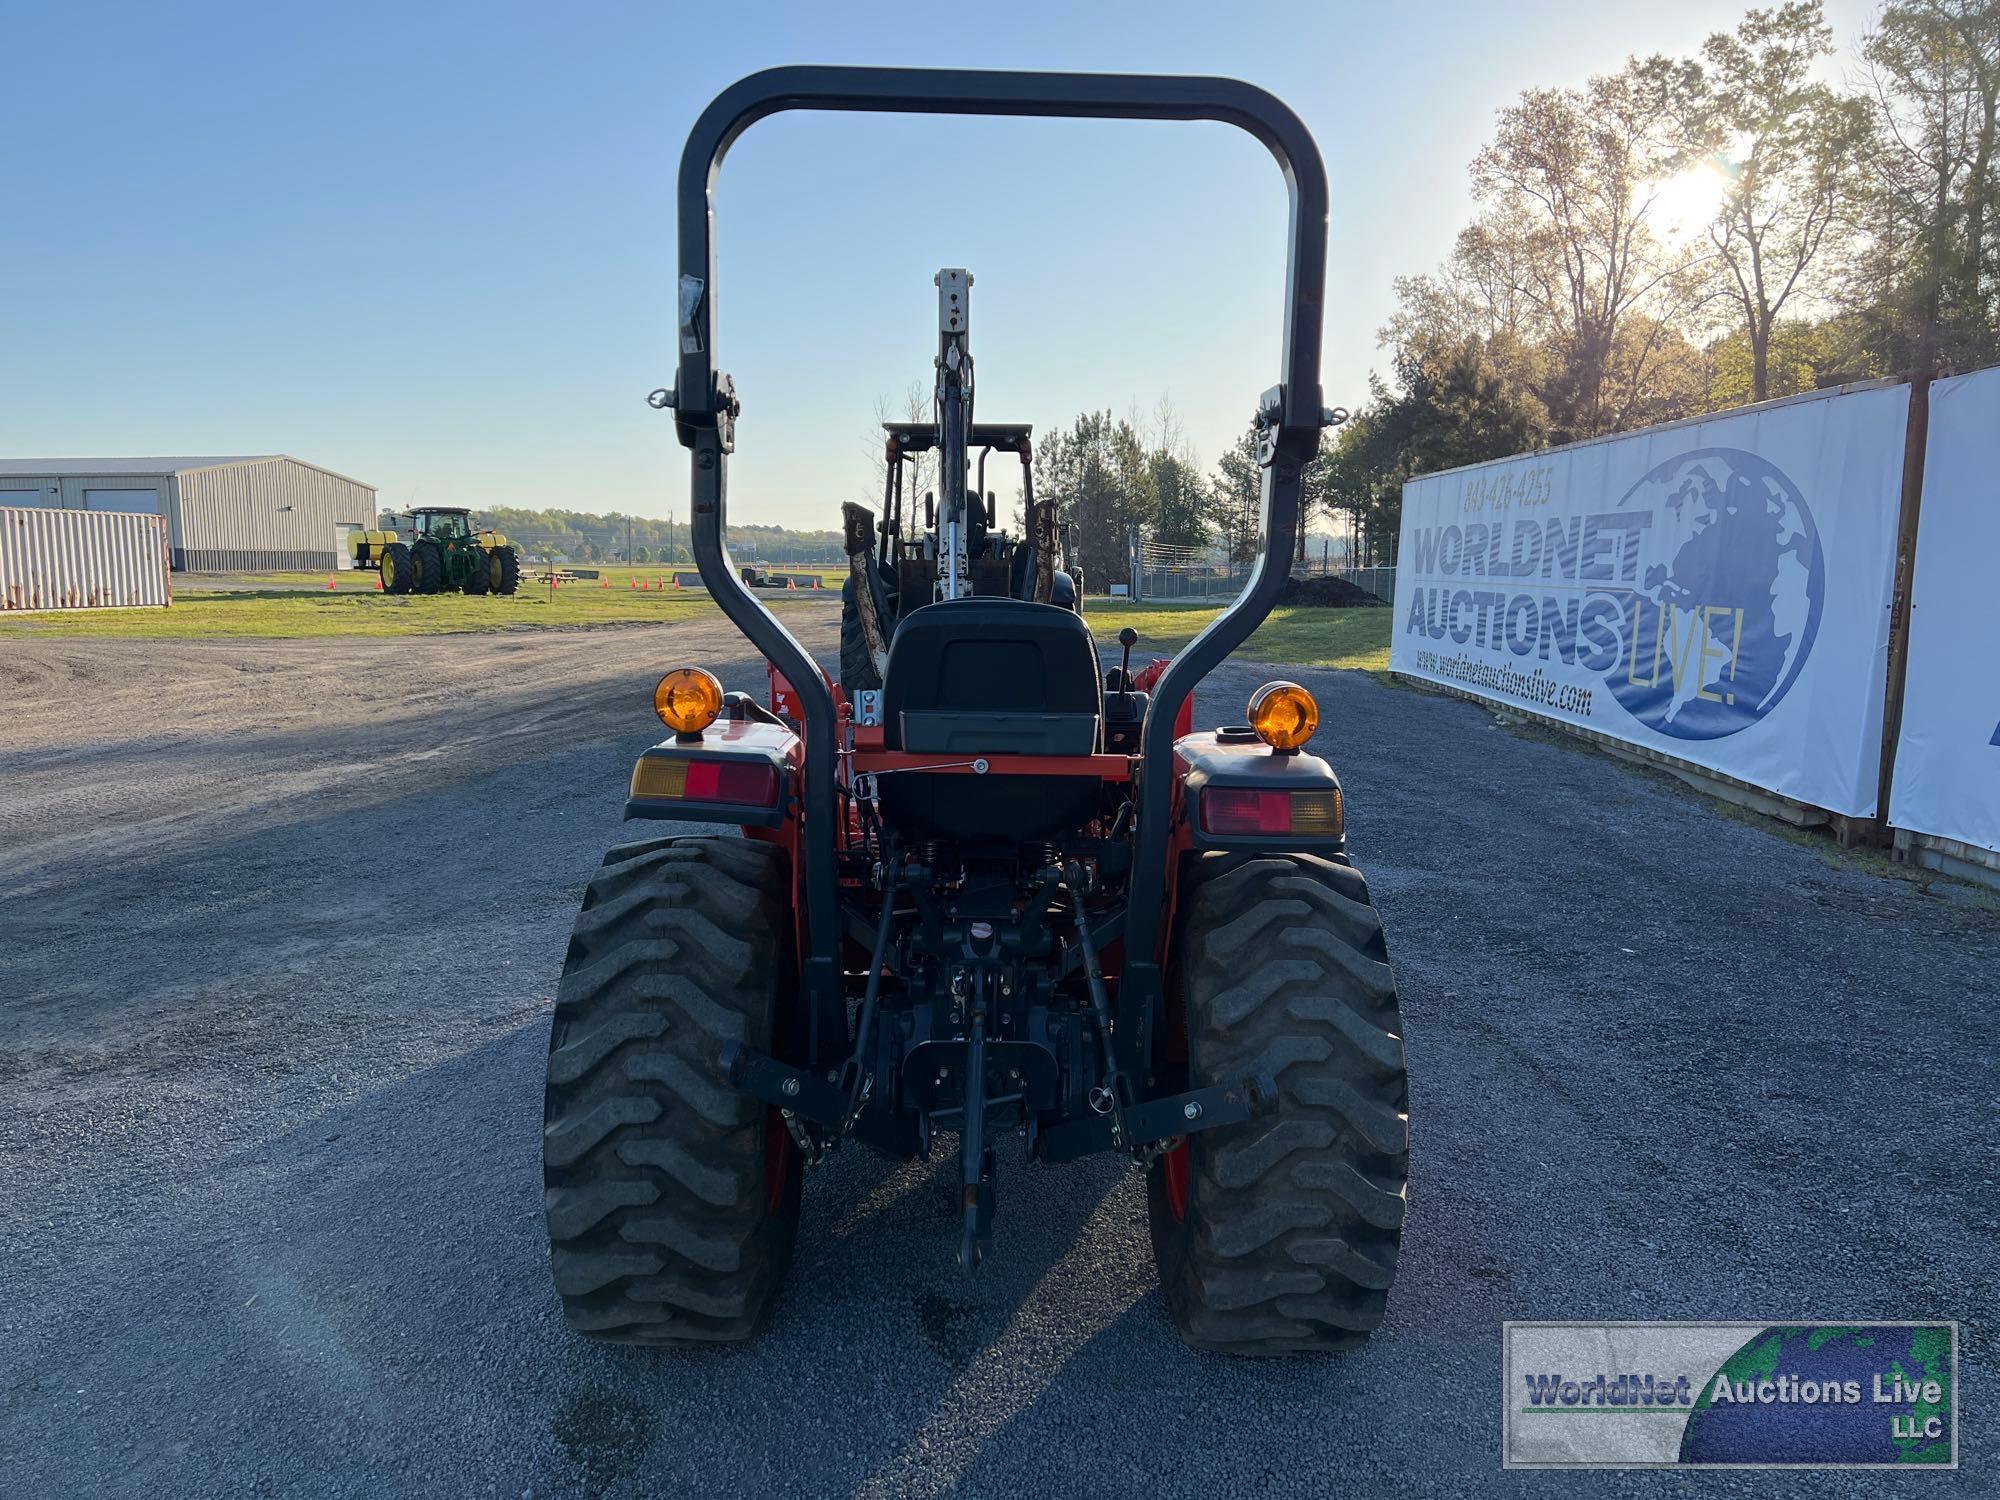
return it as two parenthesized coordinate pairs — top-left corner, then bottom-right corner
(878, 598), (1103, 841)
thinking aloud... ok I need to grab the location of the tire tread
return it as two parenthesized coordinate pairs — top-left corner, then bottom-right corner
(1148, 854), (1409, 1355)
(542, 833), (799, 1343)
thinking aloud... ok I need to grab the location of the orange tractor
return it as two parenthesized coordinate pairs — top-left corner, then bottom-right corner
(542, 67), (1408, 1355)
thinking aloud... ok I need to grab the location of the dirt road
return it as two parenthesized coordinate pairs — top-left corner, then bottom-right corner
(1, 620), (1992, 1497)
(1, 620), (841, 1085)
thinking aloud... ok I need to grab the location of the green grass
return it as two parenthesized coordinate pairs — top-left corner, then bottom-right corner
(184, 569), (387, 588)
(1084, 600), (1393, 676)
(1, 580), (1388, 659)
(530, 562), (842, 588)
(0, 584), (826, 639)
(196, 562), (843, 591)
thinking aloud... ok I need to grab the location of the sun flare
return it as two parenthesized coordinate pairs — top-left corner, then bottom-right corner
(1644, 161), (1730, 240)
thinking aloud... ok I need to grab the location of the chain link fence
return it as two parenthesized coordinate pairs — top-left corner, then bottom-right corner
(1133, 540), (1395, 604)
(1342, 565), (1396, 603)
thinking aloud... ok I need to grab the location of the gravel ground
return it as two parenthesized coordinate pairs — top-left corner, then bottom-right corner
(1, 614), (1993, 1498)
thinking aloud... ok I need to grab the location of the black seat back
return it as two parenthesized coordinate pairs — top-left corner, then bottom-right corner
(879, 599), (1103, 841)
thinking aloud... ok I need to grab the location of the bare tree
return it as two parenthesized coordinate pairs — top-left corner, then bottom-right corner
(1652, 2), (1873, 400)
(861, 381), (937, 520)
(1462, 65), (1711, 440)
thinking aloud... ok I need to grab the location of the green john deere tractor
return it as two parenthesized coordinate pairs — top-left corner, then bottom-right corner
(352, 506), (521, 596)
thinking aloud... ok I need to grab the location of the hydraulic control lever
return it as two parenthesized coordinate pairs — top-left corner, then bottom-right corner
(1115, 626), (1138, 707)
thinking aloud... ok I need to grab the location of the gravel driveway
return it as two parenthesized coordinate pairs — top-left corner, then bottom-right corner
(2, 616), (1991, 1497)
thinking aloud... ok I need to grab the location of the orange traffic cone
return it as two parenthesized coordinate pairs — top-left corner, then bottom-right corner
(787, 576), (796, 591)
(375, 573), (383, 592)
(602, 577), (609, 589)
(673, 575), (682, 591)
(629, 578), (637, 591)
(327, 576), (337, 591)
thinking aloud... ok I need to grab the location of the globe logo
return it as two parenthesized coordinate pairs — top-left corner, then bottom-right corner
(1605, 448), (1824, 740)
(1680, 1326), (1954, 1466)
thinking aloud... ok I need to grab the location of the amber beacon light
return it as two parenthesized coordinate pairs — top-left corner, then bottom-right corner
(1248, 681), (1318, 751)
(654, 667), (724, 735)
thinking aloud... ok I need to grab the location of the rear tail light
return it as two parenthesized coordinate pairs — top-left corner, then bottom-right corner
(1202, 787), (1342, 838)
(630, 756), (780, 806)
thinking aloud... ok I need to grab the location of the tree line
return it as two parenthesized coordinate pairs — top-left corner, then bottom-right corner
(376, 506), (847, 565)
(1039, 0), (2000, 569)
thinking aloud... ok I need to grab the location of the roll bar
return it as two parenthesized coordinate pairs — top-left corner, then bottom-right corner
(666, 66), (1332, 1067)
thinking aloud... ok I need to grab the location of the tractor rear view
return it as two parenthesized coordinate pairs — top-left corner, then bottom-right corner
(352, 506), (521, 595)
(542, 67), (1409, 1355)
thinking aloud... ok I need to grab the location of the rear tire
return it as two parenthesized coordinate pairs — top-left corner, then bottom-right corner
(1146, 853), (1408, 1355)
(380, 542), (414, 595)
(492, 544), (521, 595)
(543, 834), (803, 1342)
(411, 540), (443, 594)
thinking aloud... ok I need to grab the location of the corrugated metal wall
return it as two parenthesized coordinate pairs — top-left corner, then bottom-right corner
(0, 507), (172, 610)
(171, 458), (376, 572)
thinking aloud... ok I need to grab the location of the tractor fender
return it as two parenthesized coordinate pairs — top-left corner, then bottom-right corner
(624, 719), (800, 829)
(1175, 729), (1345, 855)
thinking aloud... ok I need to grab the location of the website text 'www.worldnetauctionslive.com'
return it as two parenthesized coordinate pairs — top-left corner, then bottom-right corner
(1412, 648), (1596, 717)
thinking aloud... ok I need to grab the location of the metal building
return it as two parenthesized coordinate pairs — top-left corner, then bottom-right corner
(0, 455), (377, 572)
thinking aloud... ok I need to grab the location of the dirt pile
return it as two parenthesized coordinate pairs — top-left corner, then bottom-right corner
(1280, 574), (1387, 608)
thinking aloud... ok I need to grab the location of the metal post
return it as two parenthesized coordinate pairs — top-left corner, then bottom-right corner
(937, 268), (972, 600)
(1873, 372), (1934, 847)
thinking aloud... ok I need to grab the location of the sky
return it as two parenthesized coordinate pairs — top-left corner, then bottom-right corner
(6, 0), (1879, 530)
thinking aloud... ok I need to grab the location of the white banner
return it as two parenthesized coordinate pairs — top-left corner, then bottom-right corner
(1389, 384), (1911, 816)
(1888, 368), (2000, 855)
